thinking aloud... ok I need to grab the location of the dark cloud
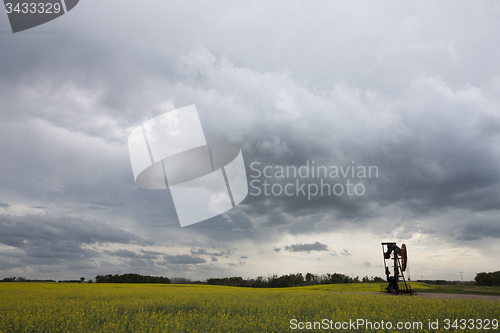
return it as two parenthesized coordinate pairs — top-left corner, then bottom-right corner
(0, 213), (146, 250)
(164, 254), (206, 265)
(106, 249), (163, 260)
(284, 242), (328, 253)
(190, 248), (209, 255)
(0, 203), (10, 208)
(456, 218), (500, 241)
(0, 213), (149, 276)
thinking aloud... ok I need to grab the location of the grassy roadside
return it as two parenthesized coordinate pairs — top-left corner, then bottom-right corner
(413, 283), (500, 296)
(286, 282), (500, 296)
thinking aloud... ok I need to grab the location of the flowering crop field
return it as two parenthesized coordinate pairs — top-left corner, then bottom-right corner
(0, 282), (499, 332)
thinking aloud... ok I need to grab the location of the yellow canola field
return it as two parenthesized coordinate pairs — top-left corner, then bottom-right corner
(0, 282), (498, 332)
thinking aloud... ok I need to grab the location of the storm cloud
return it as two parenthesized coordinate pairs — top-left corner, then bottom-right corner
(1, 1), (500, 281)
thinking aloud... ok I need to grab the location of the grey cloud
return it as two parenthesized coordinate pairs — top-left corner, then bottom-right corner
(341, 250), (351, 257)
(285, 242), (328, 253)
(456, 218), (500, 241)
(87, 200), (126, 207)
(0, 213), (148, 269)
(3, 21), (500, 243)
(0, 203), (10, 208)
(118, 257), (155, 268)
(105, 249), (162, 259)
(228, 262), (245, 267)
(99, 249), (167, 273)
(163, 46), (500, 238)
(88, 206), (108, 210)
(164, 254), (206, 265)
(0, 213), (145, 249)
(190, 248), (209, 255)
(190, 247), (233, 257)
(140, 250), (163, 259)
(109, 249), (139, 258)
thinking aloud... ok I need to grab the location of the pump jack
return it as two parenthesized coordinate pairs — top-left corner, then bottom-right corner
(381, 242), (413, 295)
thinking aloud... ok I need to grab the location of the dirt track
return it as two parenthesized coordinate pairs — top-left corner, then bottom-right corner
(417, 293), (500, 302)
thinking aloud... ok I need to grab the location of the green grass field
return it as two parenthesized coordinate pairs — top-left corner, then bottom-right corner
(0, 282), (498, 332)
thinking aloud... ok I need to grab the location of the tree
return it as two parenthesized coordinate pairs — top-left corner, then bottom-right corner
(475, 271), (500, 286)
(80, 277), (85, 283)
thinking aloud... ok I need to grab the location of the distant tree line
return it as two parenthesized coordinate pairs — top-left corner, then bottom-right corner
(418, 280), (458, 285)
(95, 273), (171, 284)
(5, 271), (500, 287)
(207, 273), (385, 288)
(475, 271), (500, 286)
(0, 277), (55, 282)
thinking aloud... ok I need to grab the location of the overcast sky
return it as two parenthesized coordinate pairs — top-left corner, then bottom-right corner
(1, 1), (500, 282)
